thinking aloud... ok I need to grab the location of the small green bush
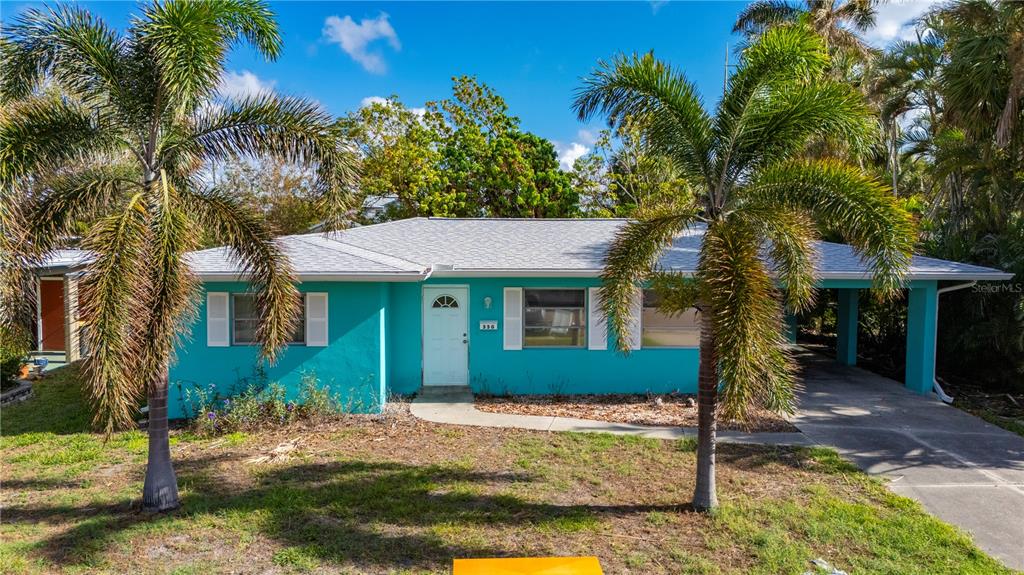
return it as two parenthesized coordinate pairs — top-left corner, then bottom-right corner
(0, 324), (31, 391)
(185, 372), (343, 436)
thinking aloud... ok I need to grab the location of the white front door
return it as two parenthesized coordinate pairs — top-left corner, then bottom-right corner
(422, 287), (469, 386)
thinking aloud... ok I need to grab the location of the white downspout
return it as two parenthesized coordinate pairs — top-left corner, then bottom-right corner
(932, 281), (976, 403)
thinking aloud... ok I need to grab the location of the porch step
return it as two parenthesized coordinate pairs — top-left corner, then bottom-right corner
(418, 385), (473, 402)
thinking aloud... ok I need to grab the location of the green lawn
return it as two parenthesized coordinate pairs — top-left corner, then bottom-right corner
(0, 364), (1016, 574)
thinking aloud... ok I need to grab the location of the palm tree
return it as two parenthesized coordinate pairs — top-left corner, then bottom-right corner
(0, 1), (357, 512)
(734, 0), (878, 61)
(936, 0), (1024, 149)
(573, 24), (913, 511)
(867, 29), (946, 196)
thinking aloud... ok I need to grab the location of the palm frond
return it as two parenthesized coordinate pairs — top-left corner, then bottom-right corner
(138, 172), (200, 391)
(733, 0), (800, 37)
(136, 0), (281, 111)
(165, 94), (358, 230)
(0, 188), (40, 339)
(648, 271), (701, 313)
(713, 24), (833, 191)
(733, 201), (818, 313)
(700, 221), (797, 420)
(24, 164), (140, 253)
(573, 52), (714, 186)
(79, 193), (152, 435)
(600, 204), (702, 353)
(0, 96), (119, 186)
(726, 78), (876, 179)
(0, 5), (125, 104)
(182, 187), (298, 363)
(747, 159), (914, 297)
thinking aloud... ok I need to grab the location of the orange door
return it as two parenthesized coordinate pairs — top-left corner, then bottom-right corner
(39, 279), (65, 351)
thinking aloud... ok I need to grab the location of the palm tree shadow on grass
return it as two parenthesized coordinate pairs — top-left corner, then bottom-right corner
(11, 456), (689, 571)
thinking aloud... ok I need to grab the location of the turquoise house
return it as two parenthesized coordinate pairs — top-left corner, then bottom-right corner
(168, 218), (1012, 419)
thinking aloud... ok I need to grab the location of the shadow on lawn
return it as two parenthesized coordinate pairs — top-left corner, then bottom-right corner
(9, 455), (688, 571)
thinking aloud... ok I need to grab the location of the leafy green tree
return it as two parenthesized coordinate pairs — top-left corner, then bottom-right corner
(572, 121), (691, 217)
(341, 77), (579, 219)
(337, 96), (441, 221)
(574, 25), (913, 510)
(0, 0), (356, 511)
(217, 157), (325, 236)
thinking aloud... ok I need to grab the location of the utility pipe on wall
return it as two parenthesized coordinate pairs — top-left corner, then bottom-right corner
(932, 281), (977, 404)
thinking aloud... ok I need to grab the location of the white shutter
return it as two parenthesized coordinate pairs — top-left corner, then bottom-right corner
(206, 292), (229, 347)
(588, 287), (607, 350)
(503, 287), (523, 351)
(627, 289), (643, 351)
(305, 292), (328, 347)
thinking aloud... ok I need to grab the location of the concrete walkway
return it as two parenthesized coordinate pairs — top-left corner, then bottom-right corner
(410, 386), (811, 446)
(792, 351), (1024, 571)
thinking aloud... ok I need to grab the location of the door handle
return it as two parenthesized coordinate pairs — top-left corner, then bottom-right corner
(463, 339), (468, 344)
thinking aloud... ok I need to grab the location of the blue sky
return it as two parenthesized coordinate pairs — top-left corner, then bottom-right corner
(0, 0), (936, 168)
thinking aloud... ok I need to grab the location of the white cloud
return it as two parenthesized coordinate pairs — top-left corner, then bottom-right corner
(575, 129), (599, 147)
(360, 96), (389, 107)
(218, 70), (276, 99)
(360, 95), (426, 118)
(556, 142), (590, 171)
(322, 13), (401, 74)
(864, 0), (940, 48)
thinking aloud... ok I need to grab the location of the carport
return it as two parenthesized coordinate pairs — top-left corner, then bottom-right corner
(798, 243), (1013, 397)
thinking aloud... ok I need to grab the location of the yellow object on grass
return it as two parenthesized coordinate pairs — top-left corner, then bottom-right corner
(452, 556), (602, 574)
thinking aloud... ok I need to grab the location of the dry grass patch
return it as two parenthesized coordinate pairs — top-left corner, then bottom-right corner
(0, 367), (1014, 574)
(476, 393), (796, 432)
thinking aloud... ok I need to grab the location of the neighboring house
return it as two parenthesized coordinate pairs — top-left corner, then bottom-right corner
(33, 249), (92, 364)
(169, 218), (1012, 419)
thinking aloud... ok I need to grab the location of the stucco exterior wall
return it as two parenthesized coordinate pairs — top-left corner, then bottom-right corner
(170, 276), (942, 421)
(168, 281), (388, 420)
(390, 277), (699, 396)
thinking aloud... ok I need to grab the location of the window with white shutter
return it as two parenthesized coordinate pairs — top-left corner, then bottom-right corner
(305, 292), (328, 347)
(587, 287), (607, 350)
(207, 292), (229, 347)
(503, 287), (522, 350)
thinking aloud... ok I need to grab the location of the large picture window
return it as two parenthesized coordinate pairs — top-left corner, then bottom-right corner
(232, 294), (305, 345)
(523, 289), (586, 347)
(641, 289), (700, 348)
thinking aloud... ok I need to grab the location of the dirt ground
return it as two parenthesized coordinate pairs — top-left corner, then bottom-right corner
(475, 393), (797, 432)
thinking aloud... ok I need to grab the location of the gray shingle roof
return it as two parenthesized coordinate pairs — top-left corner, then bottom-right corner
(188, 217), (1012, 281)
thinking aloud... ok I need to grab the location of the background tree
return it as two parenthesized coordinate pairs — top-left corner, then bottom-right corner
(734, 0), (878, 61)
(217, 157), (325, 236)
(572, 120), (691, 217)
(574, 25), (913, 510)
(849, 0), (1024, 392)
(340, 77), (579, 220)
(0, 0), (357, 511)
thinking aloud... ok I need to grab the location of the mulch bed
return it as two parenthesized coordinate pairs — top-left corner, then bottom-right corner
(475, 393), (797, 432)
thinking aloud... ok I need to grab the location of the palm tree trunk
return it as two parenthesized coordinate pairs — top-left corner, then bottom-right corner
(692, 307), (718, 512)
(142, 368), (180, 512)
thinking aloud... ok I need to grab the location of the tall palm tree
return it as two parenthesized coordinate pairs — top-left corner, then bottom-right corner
(734, 0), (878, 61)
(936, 0), (1024, 149)
(573, 24), (913, 511)
(0, 1), (357, 512)
(867, 29), (946, 196)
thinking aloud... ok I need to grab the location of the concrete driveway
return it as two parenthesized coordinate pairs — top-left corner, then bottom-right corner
(792, 350), (1024, 571)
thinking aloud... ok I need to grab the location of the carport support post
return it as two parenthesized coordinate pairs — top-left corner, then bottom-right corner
(836, 289), (858, 366)
(784, 313), (798, 344)
(905, 283), (938, 395)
